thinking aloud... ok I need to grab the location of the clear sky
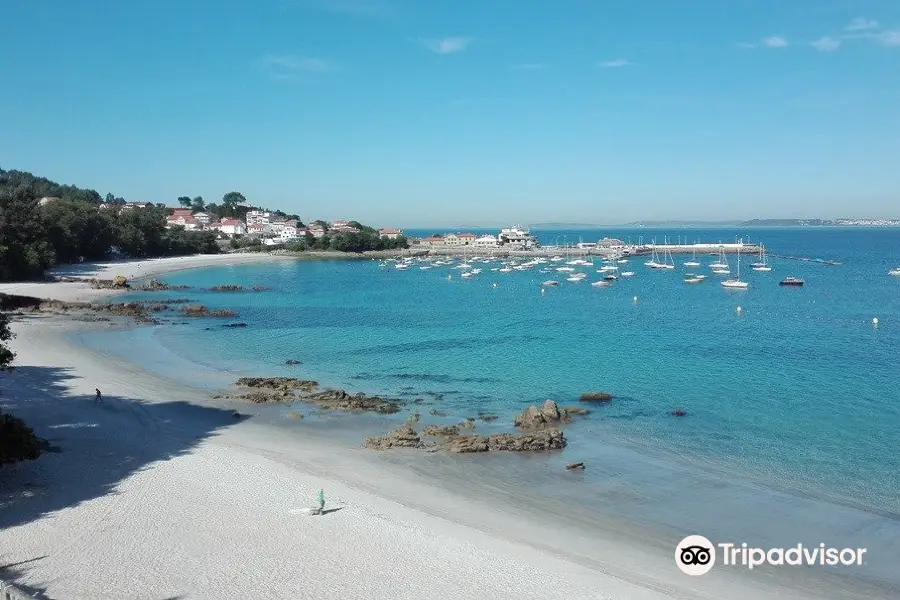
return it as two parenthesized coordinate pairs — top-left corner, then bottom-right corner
(2, 0), (899, 226)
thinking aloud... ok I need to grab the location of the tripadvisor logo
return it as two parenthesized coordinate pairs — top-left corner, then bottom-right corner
(675, 535), (867, 575)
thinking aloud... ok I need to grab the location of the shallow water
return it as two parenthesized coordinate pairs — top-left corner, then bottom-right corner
(75, 227), (900, 589)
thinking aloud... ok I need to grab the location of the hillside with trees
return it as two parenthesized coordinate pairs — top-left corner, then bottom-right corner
(0, 168), (218, 282)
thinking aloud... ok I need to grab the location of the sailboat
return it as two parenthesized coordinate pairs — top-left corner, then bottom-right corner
(721, 249), (749, 289)
(683, 241), (700, 267)
(644, 242), (660, 268)
(751, 244), (772, 272)
(659, 242), (676, 269)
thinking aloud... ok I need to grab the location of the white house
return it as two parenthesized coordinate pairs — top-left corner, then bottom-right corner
(122, 202), (151, 210)
(166, 215), (200, 230)
(246, 210), (272, 226)
(38, 196), (60, 206)
(473, 235), (499, 248)
(215, 218), (247, 236)
(193, 212), (212, 226)
(280, 220), (299, 239)
(379, 228), (403, 239)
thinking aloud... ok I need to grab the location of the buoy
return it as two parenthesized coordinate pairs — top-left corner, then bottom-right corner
(633, 296), (638, 303)
(492, 283), (498, 288)
(873, 317), (879, 327)
(541, 288), (546, 295)
(447, 274), (451, 280)
(736, 306), (742, 313)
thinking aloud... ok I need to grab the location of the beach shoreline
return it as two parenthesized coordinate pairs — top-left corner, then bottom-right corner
(1, 256), (897, 599)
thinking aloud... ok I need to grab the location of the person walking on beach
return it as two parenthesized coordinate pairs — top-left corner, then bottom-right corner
(95, 388), (103, 403)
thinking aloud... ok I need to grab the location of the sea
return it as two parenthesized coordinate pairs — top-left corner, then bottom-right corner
(76, 227), (900, 590)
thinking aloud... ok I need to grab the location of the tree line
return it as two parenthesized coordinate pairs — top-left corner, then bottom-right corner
(0, 169), (219, 282)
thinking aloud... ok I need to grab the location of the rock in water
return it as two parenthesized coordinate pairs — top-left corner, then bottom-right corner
(441, 435), (490, 453)
(514, 400), (571, 429)
(422, 424), (460, 437)
(566, 462), (585, 471)
(488, 428), (566, 452)
(671, 408), (688, 417)
(364, 426), (424, 450)
(579, 392), (613, 403)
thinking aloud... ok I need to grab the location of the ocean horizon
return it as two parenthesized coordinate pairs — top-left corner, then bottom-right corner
(74, 226), (900, 589)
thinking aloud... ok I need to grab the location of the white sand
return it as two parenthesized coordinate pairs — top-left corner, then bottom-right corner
(0, 257), (880, 599)
(0, 253), (285, 303)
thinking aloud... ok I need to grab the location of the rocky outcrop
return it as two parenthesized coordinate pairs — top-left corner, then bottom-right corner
(134, 279), (190, 291)
(422, 424), (460, 437)
(579, 392), (613, 402)
(223, 322), (248, 328)
(441, 435), (490, 453)
(178, 305), (238, 317)
(478, 413), (499, 422)
(566, 462), (585, 470)
(514, 400), (564, 428)
(206, 285), (244, 292)
(364, 426), (424, 450)
(428, 409), (448, 417)
(235, 377), (319, 393)
(89, 276), (130, 290)
(488, 428), (566, 451)
(304, 389), (402, 414)
(458, 418), (476, 429)
(561, 406), (590, 416)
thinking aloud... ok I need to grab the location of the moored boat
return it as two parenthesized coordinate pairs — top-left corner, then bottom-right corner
(779, 277), (804, 286)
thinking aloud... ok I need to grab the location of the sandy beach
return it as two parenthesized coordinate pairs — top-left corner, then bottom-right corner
(0, 256), (890, 599)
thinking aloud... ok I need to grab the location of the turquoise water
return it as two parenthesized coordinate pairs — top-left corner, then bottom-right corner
(77, 228), (900, 522)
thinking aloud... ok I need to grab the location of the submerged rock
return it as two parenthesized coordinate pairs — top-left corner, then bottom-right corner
(458, 418), (476, 429)
(364, 426), (424, 450)
(285, 359), (301, 365)
(671, 408), (688, 417)
(134, 279), (189, 291)
(478, 413), (499, 422)
(428, 409), (448, 417)
(179, 305), (237, 318)
(566, 462), (585, 471)
(579, 392), (613, 403)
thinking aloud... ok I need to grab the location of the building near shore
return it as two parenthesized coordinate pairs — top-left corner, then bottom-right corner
(379, 228), (403, 239)
(212, 218), (247, 236)
(473, 235), (500, 248)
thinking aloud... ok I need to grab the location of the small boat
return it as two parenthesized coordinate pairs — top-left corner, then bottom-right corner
(591, 280), (611, 287)
(684, 276), (704, 284)
(541, 280), (560, 287)
(461, 272), (473, 278)
(621, 271), (635, 278)
(721, 250), (749, 289)
(751, 244), (772, 272)
(683, 244), (700, 267)
(779, 277), (804, 286)
(603, 274), (618, 281)
(889, 268), (900, 277)
(712, 268), (730, 275)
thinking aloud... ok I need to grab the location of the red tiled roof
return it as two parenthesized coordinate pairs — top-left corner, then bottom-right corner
(457, 233), (476, 238)
(380, 228), (402, 234)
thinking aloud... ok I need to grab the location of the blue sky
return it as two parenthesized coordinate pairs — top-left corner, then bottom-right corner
(2, 0), (899, 226)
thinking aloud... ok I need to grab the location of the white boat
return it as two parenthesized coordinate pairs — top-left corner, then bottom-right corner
(541, 280), (559, 287)
(395, 263), (409, 270)
(644, 245), (661, 268)
(684, 276), (704, 284)
(712, 268), (730, 275)
(591, 280), (611, 287)
(751, 244), (772, 272)
(721, 250), (749, 289)
(890, 268), (900, 277)
(567, 276), (585, 282)
(461, 272), (474, 278)
(709, 246), (729, 270)
(621, 271), (635, 277)
(683, 243), (700, 267)
(556, 266), (575, 272)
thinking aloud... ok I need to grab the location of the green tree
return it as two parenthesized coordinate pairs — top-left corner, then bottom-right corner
(191, 196), (205, 212)
(41, 199), (117, 263)
(222, 191), (247, 206)
(0, 185), (56, 281)
(177, 196), (192, 208)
